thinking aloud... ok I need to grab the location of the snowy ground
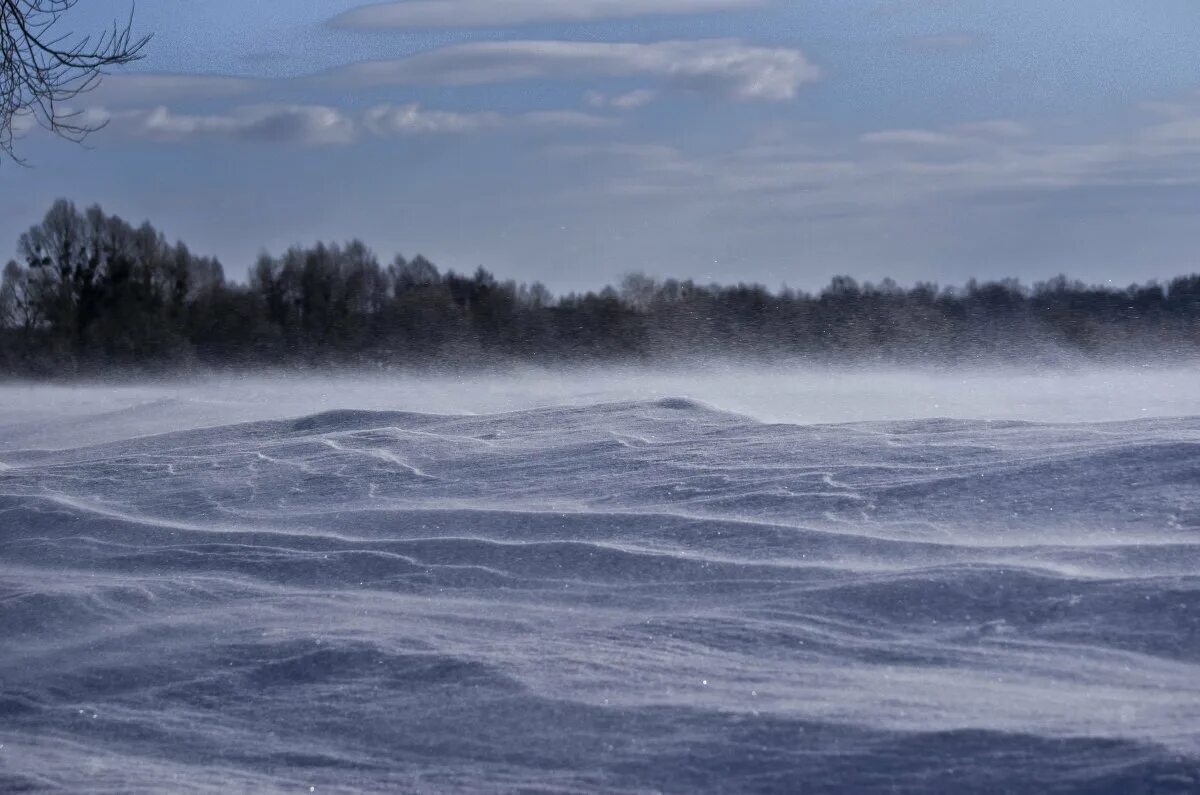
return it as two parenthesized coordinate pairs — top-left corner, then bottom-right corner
(1, 366), (1198, 792)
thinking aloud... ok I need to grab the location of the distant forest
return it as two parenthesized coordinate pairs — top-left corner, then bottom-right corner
(2, 199), (1199, 374)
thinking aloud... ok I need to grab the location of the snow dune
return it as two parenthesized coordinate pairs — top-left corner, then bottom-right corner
(1, 369), (1198, 792)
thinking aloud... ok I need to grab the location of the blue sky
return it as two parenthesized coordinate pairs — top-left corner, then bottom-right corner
(3, 0), (1200, 291)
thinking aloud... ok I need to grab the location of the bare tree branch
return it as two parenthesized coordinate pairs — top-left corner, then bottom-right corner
(1, 0), (150, 164)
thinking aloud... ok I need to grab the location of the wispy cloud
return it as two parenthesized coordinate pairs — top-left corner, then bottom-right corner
(80, 40), (819, 119)
(585, 89), (658, 110)
(861, 120), (1032, 148)
(364, 104), (614, 135)
(330, 40), (820, 102)
(89, 105), (357, 146)
(79, 102), (612, 146)
(330, 0), (764, 29)
(860, 129), (963, 147)
(558, 96), (1200, 212)
(364, 104), (503, 135)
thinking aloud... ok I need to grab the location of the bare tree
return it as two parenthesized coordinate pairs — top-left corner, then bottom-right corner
(1, 0), (149, 163)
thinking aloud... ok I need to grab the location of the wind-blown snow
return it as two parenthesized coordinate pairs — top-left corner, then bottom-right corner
(1, 369), (1198, 792)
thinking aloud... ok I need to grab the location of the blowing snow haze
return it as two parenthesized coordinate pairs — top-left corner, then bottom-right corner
(3, 2), (1200, 794)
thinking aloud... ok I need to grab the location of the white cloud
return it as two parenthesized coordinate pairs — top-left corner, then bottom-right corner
(93, 105), (356, 146)
(862, 120), (1031, 147)
(860, 129), (963, 147)
(1140, 95), (1200, 119)
(1140, 118), (1200, 152)
(364, 104), (502, 135)
(585, 89), (658, 110)
(9, 110), (37, 136)
(520, 110), (618, 129)
(79, 100), (613, 146)
(364, 104), (614, 135)
(559, 95), (1200, 214)
(330, 0), (764, 29)
(331, 40), (820, 102)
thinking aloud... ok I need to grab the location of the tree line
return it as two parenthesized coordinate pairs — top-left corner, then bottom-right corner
(2, 199), (1199, 374)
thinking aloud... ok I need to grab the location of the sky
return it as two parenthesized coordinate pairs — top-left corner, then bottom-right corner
(3, 0), (1200, 292)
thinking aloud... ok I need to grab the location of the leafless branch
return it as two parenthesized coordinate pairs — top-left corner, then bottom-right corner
(1, 0), (150, 164)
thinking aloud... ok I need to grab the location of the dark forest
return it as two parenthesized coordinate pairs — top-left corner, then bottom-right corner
(3, 199), (1198, 374)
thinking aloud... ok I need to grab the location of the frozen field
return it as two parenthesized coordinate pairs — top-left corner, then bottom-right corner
(2, 367), (1199, 793)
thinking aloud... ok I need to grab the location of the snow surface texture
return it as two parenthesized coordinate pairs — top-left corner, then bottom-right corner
(1, 369), (1199, 793)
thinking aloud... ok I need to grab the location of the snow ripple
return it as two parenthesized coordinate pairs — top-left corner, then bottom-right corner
(1, 400), (1199, 792)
